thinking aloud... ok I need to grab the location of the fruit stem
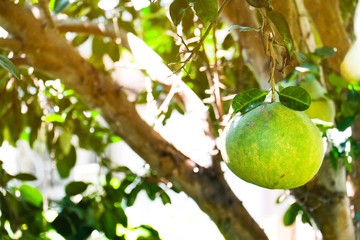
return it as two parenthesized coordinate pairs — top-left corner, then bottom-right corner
(269, 37), (276, 103)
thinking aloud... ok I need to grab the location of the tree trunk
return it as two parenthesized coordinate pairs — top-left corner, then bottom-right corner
(0, 1), (268, 239)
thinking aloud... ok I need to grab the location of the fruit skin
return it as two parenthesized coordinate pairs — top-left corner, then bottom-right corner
(222, 102), (324, 189)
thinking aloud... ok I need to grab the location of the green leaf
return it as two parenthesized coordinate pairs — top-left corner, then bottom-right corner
(12, 173), (37, 181)
(266, 9), (294, 55)
(279, 86), (311, 111)
(101, 212), (117, 239)
(0, 55), (21, 80)
(65, 181), (88, 196)
(283, 202), (302, 226)
(159, 191), (171, 205)
(57, 145), (77, 178)
(232, 89), (268, 114)
(228, 25), (260, 32)
(186, 0), (218, 23)
(44, 113), (65, 123)
(170, 0), (189, 26)
(313, 46), (337, 58)
(19, 184), (43, 207)
(53, 0), (70, 13)
(245, 0), (269, 8)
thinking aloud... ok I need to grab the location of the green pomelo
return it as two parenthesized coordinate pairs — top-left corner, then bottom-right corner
(305, 99), (336, 123)
(222, 102), (324, 189)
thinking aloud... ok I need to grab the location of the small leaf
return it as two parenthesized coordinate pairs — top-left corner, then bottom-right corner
(283, 202), (302, 226)
(160, 191), (172, 205)
(245, 0), (269, 8)
(186, 0), (218, 23)
(228, 25), (260, 32)
(57, 145), (76, 178)
(19, 184), (43, 207)
(314, 46), (337, 58)
(12, 173), (37, 181)
(169, 0), (188, 26)
(44, 113), (65, 123)
(279, 86), (311, 111)
(266, 9), (294, 55)
(0, 55), (21, 80)
(53, 0), (70, 13)
(232, 89), (268, 114)
(65, 181), (88, 196)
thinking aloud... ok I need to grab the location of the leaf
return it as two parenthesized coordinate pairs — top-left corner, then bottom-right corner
(228, 25), (260, 32)
(159, 191), (171, 205)
(245, 0), (269, 8)
(19, 184), (43, 207)
(313, 46), (337, 58)
(53, 0), (70, 13)
(266, 9), (294, 55)
(283, 202), (302, 226)
(232, 88), (268, 114)
(186, 0), (218, 23)
(101, 212), (117, 239)
(169, 0), (189, 26)
(57, 145), (77, 178)
(279, 86), (311, 111)
(65, 181), (88, 196)
(0, 55), (20, 80)
(44, 113), (65, 123)
(12, 173), (37, 181)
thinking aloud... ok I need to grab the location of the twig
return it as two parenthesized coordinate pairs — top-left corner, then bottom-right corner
(173, 0), (232, 74)
(38, 0), (55, 28)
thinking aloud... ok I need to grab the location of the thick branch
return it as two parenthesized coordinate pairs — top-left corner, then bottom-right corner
(303, 0), (350, 73)
(55, 19), (130, 49)
(0, 1), (268, 239)
(292, 158), (355, 240)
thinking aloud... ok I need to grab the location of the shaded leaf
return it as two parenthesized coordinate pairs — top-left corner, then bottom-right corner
(12, 173), (37, 181)
(283, 202), (302, 226)
(228, 25), (260, 32)
(19, 184), (43, 207)
(314, 46), (337, 58)
(170, 0), (188, 26)
(245, 0), (269, 8)
(102, 212), (117, 239)
(337, 115), (356, 131)
(0, 55), (20, 80)
(159, 191), (171, 205)
(57, 145), (77, 178)
(232, 88), (268, 114)
(65, 181), (88, 196)
(266, 9), (294, 55)
(279, 86), (311, 111)
(186, 0), (218, 23)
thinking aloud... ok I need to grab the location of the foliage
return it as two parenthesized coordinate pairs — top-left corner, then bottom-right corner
(0, 0), (360, 239)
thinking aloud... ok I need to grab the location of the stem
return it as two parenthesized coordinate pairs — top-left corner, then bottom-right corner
(269, 40), (276, 102)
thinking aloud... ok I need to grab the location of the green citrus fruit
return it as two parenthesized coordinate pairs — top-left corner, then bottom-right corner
(222, 102), (324, 189)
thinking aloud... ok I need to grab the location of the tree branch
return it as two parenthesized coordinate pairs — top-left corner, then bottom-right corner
(0, 1), (268, 239)
(55, 19), (130, 49)
(303, 0), (350, 73)
(292, 158), (355, 240)
(0, 38), (21, 51)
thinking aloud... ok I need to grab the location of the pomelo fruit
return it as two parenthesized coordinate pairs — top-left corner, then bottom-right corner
(221, 102), (324, 189)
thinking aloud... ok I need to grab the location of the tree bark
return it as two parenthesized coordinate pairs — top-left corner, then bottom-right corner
(0, 1), (268, 239)
(292, 158), (355, 240)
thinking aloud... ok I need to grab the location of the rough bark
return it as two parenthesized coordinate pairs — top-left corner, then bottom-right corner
(303, 0), (350, 73)
(292, 158), (355, 240)
(0, 1), (268, 240)
(351, 116), (360, 240)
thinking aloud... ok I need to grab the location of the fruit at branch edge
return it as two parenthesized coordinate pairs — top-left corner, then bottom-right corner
(221, 102), (324, 189)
